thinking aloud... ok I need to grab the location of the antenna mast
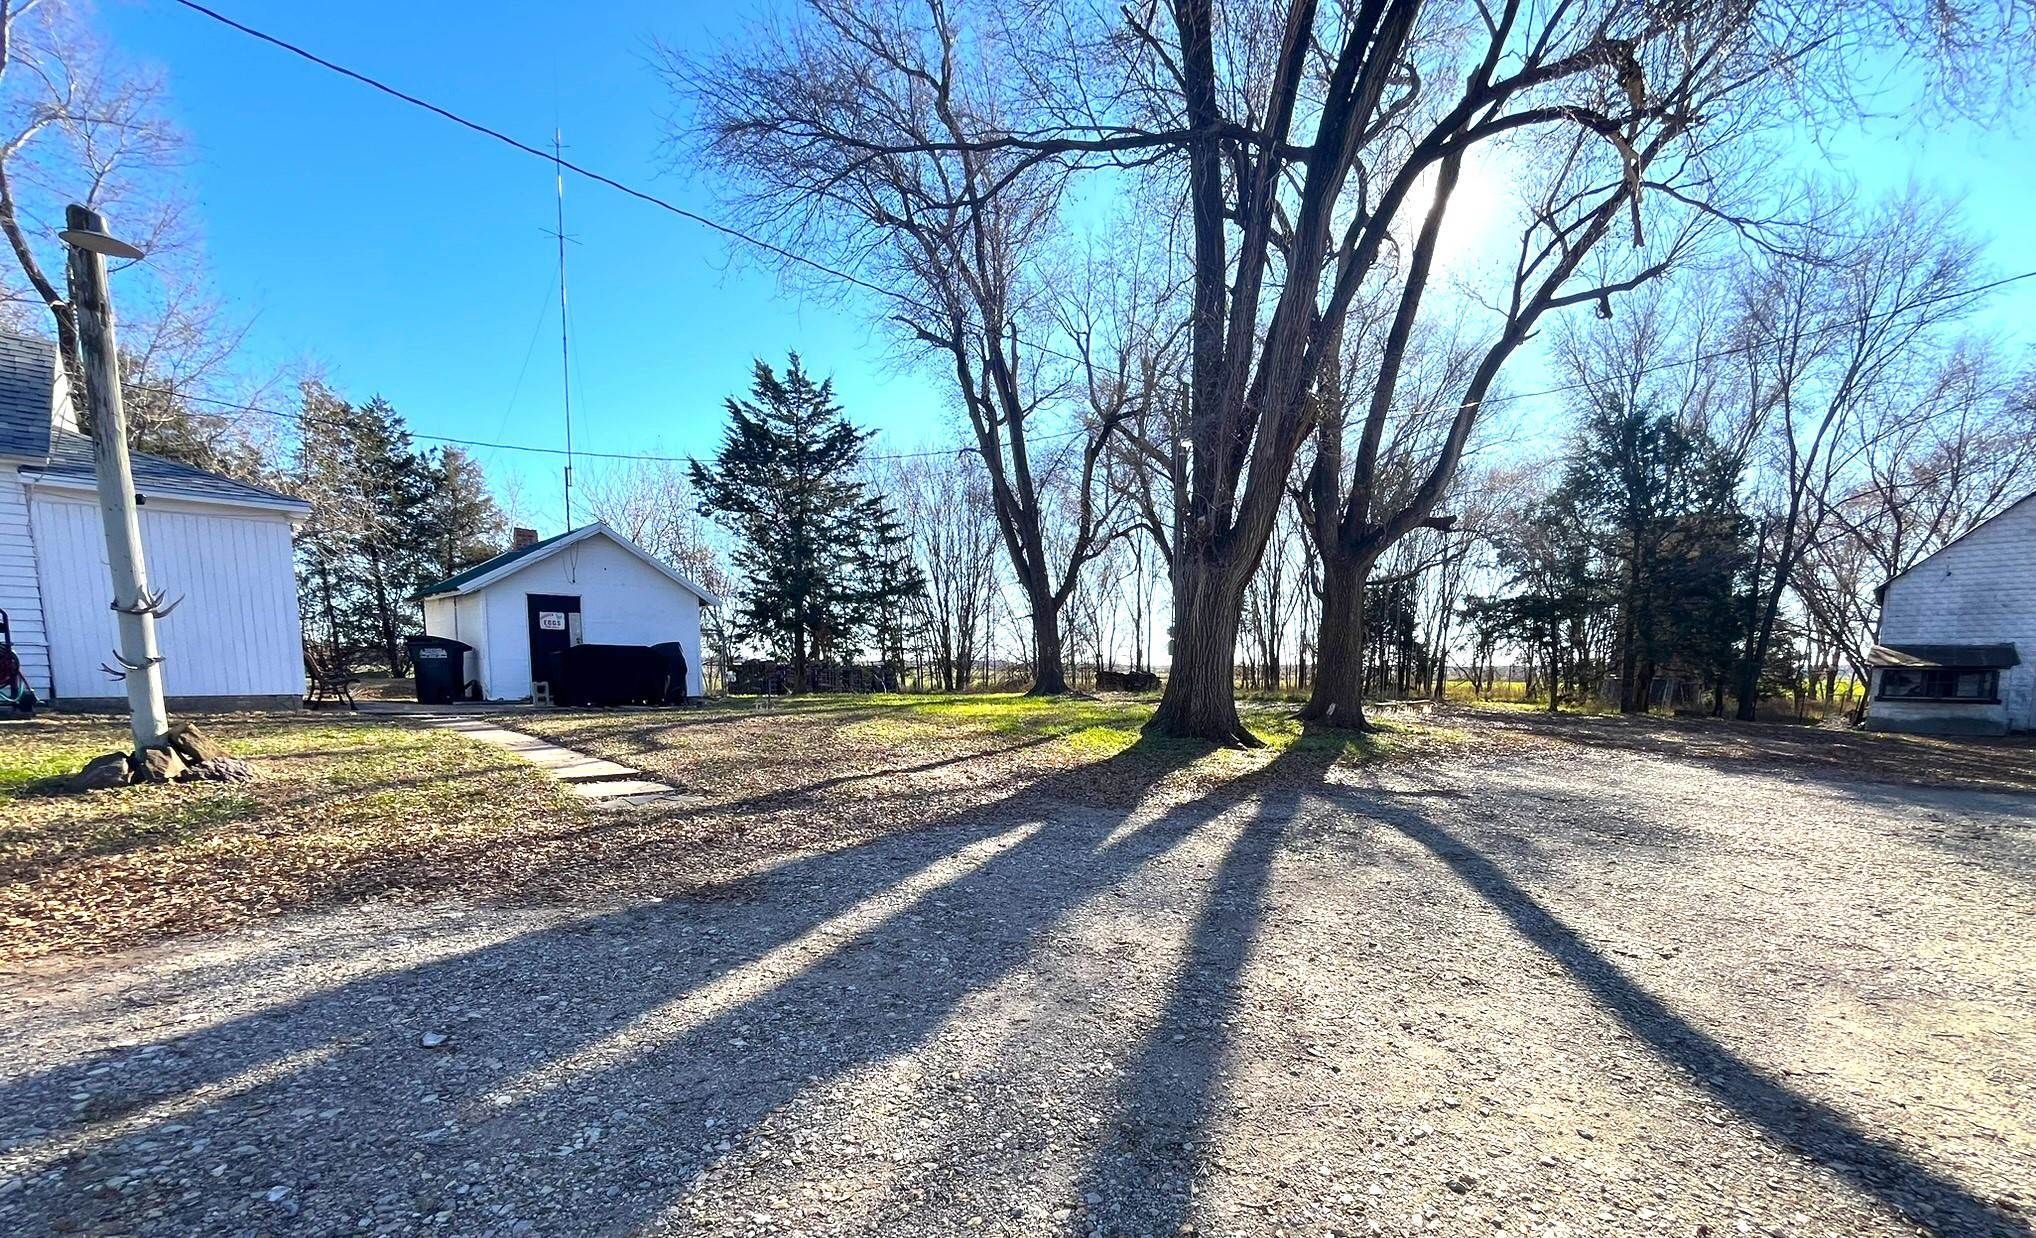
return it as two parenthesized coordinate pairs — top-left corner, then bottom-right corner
(553, 128), (574, 528)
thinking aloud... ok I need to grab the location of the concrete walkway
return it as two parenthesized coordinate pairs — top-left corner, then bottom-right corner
(418, 715), (681, 807)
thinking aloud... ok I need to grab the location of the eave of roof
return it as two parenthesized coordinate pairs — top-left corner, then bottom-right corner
(1880, 490), (2036, 593)
(412, 522), (720, 606)
(413, 526), (581, 599)
(21, 430), (309, 513)
(1865, 642), (2020, 670)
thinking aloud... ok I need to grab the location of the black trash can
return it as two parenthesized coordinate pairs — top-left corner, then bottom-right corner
(406, 635), (476, 705)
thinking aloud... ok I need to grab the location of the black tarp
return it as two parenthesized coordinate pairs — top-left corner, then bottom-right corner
(544, 644), (674, 707)
(648, 642), (690, 705)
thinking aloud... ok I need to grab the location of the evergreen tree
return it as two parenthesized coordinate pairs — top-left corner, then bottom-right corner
(293, 381), (359, 666)
(1557, 395), (1750, 712)
(291, 384), (502, 675)
(1488, 496), (1603, 711)
(346, 397), (436, 675)
(690, 354), (921, 690)
(847, 495), (927, 680)
(421, 446), (507, 580)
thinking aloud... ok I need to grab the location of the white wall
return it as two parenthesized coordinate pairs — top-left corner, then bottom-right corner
(422, 591), (490, 652)
(0, 467), (51, 698)
(470, 533), (704, 700)
(1873, 494), (2036, 732)
(29, 488), (305, 702)
(420, 591), (488, 694)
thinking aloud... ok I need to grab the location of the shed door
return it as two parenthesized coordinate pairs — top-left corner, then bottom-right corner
(526, 594), (582, 688)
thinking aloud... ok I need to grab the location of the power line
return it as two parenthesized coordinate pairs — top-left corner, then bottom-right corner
(131, 263), (2036, 467)
(130, 381), (1035, 464)
(158, 2), (2036, 469)
(164, 0), (1024, 343)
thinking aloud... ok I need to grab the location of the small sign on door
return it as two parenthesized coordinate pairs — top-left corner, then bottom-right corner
(538, 612), (567, 631)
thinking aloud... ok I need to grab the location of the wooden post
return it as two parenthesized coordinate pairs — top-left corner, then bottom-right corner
(64, 203), (169, 752)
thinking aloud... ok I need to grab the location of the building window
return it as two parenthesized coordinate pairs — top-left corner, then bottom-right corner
(1876, 667), (1999, 702)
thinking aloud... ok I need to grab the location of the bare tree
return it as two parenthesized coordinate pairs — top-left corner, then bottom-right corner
(890, 448), (1003, 690)
(674, 1), (1140, 694)
(581, 458), (738, 689)
(681, 0), (2017, 739)
(0, 0), (279, 475)
(1795, 344), (2036, 701)
(1727, 191), (1985, 718)
(765, 0), (1986, 741)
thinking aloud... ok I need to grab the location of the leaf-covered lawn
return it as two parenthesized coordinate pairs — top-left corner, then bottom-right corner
(0, 717), (585, 961)
(1, 696), (1486, 963)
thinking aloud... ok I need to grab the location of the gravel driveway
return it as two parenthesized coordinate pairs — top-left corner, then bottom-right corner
(3, 732), (2031, 1237)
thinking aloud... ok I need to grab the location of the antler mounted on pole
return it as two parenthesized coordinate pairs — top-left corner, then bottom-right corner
(61, 202), (170, 752)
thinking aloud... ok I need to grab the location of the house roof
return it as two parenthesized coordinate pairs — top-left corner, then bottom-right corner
(0, 328), (305, 512)
(0, 332), (58, 459)
(413, 526), (581, 598)
(24, 429), (310, 512)
(412, 522), (720, 606)
(1865, 642), (2020, 670)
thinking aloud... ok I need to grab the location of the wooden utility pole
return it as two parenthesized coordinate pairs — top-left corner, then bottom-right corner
(62, 202), (168, 752)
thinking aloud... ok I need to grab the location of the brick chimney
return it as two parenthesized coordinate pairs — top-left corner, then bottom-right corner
(512, 526), (539, 550)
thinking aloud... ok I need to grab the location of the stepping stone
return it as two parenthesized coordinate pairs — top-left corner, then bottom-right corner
(565, 778), (676, 799)
(412, 718), (681, 804)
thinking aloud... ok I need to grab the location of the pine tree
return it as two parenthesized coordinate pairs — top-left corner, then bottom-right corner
(847, 496), (927, 682)
(292, 381), (359, 666)
(345, 397), (436, 674)
(421, 446), (507, 580)
(690, 354), (921, 690)
(290, 385), (495, 675)
(1558, 395), (1751, 712)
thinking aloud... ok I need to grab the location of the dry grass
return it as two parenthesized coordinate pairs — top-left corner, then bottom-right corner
(1459, 701), (2036, 791)
(0, 696), (1484, 964)
(26, 693), (2005, 968)
(0, 715), (584, 962)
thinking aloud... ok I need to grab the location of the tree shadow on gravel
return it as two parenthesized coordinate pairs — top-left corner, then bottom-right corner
(0, 733), (1287, 1234)
(1065, 732), (1359, 1235)
(1352, 790), (2028, 1238)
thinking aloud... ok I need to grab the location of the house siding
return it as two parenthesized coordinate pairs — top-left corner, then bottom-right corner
(0, 465), (51, 698)
(29, 489), (305, 702)
(420, 592), (489, 696)
(1870, 494), (2036, 734)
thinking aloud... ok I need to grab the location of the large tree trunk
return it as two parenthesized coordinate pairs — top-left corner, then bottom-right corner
(1027, 599), (1068, 696)
(1301, 551), (1376, 730)
(1147, 558), (1256, 746)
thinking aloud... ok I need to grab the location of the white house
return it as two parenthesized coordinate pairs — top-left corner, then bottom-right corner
(0, 332), (309, 710)
(414, 522), (717, 701)
(1865, 491), (2036, 736)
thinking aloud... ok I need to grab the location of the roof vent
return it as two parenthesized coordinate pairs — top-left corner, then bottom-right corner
(511, 526), (539, 550)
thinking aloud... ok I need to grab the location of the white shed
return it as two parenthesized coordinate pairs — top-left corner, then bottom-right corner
(1865, 491), (2036, 736)
(0, 332), (309, 709)
(414, 522), (717, 701)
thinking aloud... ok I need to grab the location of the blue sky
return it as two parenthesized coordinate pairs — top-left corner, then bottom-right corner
(99, 1), (2036, 534)
(102, 0), (955, 534)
